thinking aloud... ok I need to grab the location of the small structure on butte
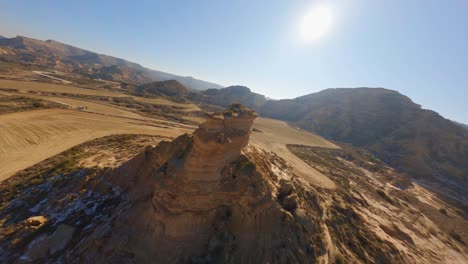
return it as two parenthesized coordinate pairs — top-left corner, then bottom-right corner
(177, 103), (258, 182)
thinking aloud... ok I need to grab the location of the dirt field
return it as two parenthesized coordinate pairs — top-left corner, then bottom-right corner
(0, 79), (122, 97)
(0, 79), (200, 110)
(0, 109), (194, 181)
(251, 117), (338, 189)
(33, 96), (144, 119)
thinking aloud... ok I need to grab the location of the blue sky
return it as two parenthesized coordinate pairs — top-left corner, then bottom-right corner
(1, 0), (467, 123)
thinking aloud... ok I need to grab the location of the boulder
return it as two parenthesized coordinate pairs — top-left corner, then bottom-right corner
(24, 216), (47, 227)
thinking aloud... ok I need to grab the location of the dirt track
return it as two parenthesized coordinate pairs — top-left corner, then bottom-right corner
(0, 109), (192, 181)
(251, 117), (338, 189)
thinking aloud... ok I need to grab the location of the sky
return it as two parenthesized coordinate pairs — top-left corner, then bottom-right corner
(1, 0), (467, 123)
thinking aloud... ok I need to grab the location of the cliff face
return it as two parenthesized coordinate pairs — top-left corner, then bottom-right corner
(75, 104), (326, 263)
(182, 106), (257, 181)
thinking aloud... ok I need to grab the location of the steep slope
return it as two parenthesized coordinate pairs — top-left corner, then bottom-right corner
(453, 120), (468, 130)
(1, 106), (466, 263)
(260, 88), (468, 201)
(0, 36), (222, 89)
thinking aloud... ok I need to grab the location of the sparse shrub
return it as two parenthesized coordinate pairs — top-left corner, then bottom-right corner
(238, 159), (255, 170)
(376, 189), (394, 205)
(51, 157), (77, 174)
(454, 208), (465, 218)
(32, 102), (43, 108)
(449, 230), (465, 245)
(252, 127), (263, 133)
(29, 178), (45, 185)
(439, 208), (447, 215)
(334, 252), (345, 264)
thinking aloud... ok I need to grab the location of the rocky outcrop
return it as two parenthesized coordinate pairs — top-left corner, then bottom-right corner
(181, 104), (257, 181)
(62, 105), (331, 263)
(21, 224), (75, 262)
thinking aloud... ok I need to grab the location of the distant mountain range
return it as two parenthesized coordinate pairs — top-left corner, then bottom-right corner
(0, 35), (222, 90)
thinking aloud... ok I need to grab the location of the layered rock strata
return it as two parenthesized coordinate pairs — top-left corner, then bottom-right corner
(71, 105), (327, 263)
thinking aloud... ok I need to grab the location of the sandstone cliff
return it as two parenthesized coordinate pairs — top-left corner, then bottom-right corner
(53, 104), (330, 263)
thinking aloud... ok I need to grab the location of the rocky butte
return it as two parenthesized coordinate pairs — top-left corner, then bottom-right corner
(72, 104), (322, 263)
(17, 104), (325, 263)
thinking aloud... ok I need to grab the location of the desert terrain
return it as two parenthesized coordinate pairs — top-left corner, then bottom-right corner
(0, 78), (338, 189)
(251, 117), (338, 189)
(0, 35), (466, 263)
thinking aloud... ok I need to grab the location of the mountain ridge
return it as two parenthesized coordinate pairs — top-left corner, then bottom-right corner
(259, 88), (468, 201)
(0, 35), (223, 90)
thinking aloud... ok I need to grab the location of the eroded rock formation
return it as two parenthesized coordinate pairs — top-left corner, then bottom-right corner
(60, 104), (330, 263)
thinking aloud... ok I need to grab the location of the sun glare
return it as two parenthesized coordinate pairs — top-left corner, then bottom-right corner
(300, 5), (333, 42)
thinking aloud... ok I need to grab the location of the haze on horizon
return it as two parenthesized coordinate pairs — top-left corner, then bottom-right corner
(1, 0), (467, 123)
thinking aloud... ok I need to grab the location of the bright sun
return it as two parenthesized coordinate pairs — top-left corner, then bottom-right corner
(300, 5), (333, 42)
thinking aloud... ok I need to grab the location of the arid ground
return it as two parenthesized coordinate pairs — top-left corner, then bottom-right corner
(0, 79), (337, 189)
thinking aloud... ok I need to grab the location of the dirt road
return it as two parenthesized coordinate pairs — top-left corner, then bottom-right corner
(251, 117), (338, 189)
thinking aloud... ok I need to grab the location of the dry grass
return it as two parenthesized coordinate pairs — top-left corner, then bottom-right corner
(0, 79), (122, 97)
(0, 95), (67, 114)
(0, 79), (200, 111)
(0, 109), (192, 181)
